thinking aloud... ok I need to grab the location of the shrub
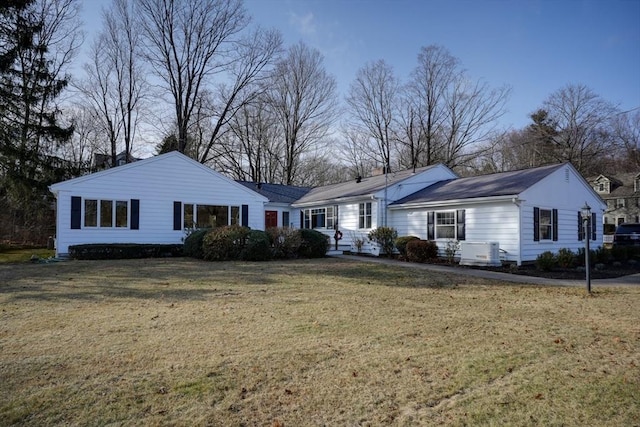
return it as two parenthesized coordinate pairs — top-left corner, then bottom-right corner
(69, 243), (183, 260)
(368, 227), (398, 256)
(444, 239), (460, 264)
(349, 231), (366, 253)
(556, 248), (576, 268)
(298, 229), (329, 258)
(395, 235), (419, 257)
(593, 246), (611, 265)
(202, 225), (251, 261)
(183, 229), (209, 259)
(241, 230), (272, 261)
(576, 247), (599, 267)
(406, 239), (438, 263)
(535, 251), (557, 271)
(610, 245), (629, 263)
(267, 227), (302, 260)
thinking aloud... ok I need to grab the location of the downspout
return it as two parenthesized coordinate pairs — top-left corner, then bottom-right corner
(512, 197), (523, 266)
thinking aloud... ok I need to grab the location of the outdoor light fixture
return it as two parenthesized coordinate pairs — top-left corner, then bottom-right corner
(581, 202), (592, 294)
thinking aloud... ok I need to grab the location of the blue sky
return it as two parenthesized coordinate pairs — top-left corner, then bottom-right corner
(80, 0), (640, 130)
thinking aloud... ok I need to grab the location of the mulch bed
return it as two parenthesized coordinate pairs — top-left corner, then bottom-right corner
(467, 262), (639, 280)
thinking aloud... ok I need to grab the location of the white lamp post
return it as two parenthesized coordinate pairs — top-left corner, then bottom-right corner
(581, 202), (592, 294)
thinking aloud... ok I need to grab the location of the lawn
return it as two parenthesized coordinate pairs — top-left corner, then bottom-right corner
(1, 257), (638, 426)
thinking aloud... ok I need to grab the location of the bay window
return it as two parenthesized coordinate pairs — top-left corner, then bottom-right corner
(301, 206), (338, 229)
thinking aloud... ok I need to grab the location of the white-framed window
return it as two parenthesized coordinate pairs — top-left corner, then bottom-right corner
(538, 208), (552, 240)
(183, 204), (240, 229)
(616, 198), (625, 208)
(302, 206), (337, 229)
(84, 199), (128, 228)
(435, 211), (456, 239)
(359, 202), (372, 229)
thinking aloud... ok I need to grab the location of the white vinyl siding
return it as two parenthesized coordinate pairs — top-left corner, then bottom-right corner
(50, 153), (266, 256)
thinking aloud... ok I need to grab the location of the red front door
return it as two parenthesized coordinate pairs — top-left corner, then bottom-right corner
(265, 210), (278, 228)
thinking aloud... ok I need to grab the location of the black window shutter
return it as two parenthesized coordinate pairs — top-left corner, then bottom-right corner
(173, 201), (182, 230)
(241, 205), (249, 227)
(533, 207), (540, 242)
(456, 209), (466, 241)
(591, 212), (597, 240)
(130, 199), (140, 230)
(427, 211), (435, 240)
(300, 211), (304, 229)
(577, 211), (584, 241)
(71, 196), (81, 229)
(552, 209), (558, 241)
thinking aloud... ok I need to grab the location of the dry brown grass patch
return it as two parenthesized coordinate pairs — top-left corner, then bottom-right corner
(1, 257), (638, 426)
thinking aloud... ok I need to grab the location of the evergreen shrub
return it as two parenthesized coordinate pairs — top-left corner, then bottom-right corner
(395, 235), (420, 257)
(406, 240), (438, 263)
(298, 229), (329, 258)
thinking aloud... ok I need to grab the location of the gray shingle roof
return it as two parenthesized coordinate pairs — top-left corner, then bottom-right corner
(237, 181), (312, 204)
(392, 163), (566, 205)
(588, 172), (640, 198)
(293, 164), (443, 205)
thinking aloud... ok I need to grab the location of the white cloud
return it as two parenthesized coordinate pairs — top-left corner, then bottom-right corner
(289, 11), (316, 36)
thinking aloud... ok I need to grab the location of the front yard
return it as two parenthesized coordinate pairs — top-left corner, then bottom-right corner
(1, 258), (638, 426)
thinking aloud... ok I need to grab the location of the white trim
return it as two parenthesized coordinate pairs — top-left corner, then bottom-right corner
(50, 151), (268, 203)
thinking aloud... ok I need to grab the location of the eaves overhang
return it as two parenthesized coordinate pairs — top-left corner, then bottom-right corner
(389, 194), (520, 210)
(292, 194), (376, 208)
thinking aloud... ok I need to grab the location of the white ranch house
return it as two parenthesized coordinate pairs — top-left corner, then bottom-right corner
(50, 152), (605, 265)
(49, 152), (268, 256)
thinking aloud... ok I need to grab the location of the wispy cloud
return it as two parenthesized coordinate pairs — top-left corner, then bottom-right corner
(289, 11), (316, 36)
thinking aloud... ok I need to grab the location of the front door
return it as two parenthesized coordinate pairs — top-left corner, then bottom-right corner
(265, 210), (278, 228)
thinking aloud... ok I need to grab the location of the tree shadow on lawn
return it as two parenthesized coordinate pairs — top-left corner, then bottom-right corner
(0, 256), (498, 305)
(0, 258), (281, 303)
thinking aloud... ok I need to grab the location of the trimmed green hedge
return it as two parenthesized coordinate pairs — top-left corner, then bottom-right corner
(395, 235), (420, 257)
(184, 226), (330, 262)
(183, 229), (209, 259)
(202, 225), (251, 261)
(69, 244), (183, 260)
(298, 229), (329, 259)
(406, 240), (438, 263)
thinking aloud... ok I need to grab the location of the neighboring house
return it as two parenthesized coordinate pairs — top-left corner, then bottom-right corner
(389, 163), (606, 265)
(589, 172), (640, 226)
(291, 164), (459, 251)
(49, 151), (268, 257)
(237, 182), (311, 229)
(93, 151), (142, 171)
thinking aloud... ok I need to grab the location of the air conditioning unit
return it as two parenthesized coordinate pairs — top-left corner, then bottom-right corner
(459, 242), (501, 267)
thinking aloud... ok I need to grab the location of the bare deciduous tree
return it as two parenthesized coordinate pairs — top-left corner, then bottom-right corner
(267, 42), (338, 185)
(609, 109), (639, 171)
(137, 0), (249, 154)
(405, 45), (459, 167)
(542, 84), (617, 175)
(103, 0), (146, 164)
(438, 77), (510, 168)
(345, 59), (399, 170)
(405, 44), (509, 169)
(76, 0), (147, 167)
(197, 27), (282, 164)
(222, 98), (282, 182)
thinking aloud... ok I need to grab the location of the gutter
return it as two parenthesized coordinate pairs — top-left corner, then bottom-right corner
(292, 194), (376, 208)
(388, 194), (519, 210)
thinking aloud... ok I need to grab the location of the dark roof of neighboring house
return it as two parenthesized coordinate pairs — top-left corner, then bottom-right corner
(588, 172), (640, 198)
(237, 181), (312, 204)
(392, 163), (566, 205)
(294, 164), (446, 205)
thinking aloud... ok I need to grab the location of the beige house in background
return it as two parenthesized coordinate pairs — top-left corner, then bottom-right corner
(590, 172), (640, 227)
